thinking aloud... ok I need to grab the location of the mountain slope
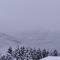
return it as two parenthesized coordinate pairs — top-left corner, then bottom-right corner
(0, 32), (21, 54)
(14, 31), (60, 51)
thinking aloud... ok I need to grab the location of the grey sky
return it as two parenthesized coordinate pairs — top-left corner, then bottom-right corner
(0, 0), (59, 33)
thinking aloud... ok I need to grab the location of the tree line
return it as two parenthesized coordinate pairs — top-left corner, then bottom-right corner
(0, 46), (59, 60)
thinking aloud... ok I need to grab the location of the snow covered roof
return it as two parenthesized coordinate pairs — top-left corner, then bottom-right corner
(41, 56), (60, 60)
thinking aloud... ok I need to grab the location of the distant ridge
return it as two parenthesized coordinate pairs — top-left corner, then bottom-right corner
(0, 32), (21, 54)
(14, 31), (60, 51)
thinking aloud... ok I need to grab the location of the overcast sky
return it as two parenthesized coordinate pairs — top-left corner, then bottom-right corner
(0, 0), (59, 34)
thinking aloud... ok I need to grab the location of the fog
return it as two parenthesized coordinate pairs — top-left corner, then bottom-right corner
(0, 0), (59, 34)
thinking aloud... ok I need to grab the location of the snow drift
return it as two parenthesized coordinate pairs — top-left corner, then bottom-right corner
(41, 56), (60, 60)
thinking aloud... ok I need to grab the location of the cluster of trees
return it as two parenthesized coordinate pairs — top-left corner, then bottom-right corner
(0, 46), (59, 60)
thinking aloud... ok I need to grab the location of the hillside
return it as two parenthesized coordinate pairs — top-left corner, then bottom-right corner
(0, 32), (21, 54)
(13, 31), (60, 51)
(0, 31), (60, 54)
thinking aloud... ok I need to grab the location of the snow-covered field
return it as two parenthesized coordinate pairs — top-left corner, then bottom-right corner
(41, 56), (60, 60)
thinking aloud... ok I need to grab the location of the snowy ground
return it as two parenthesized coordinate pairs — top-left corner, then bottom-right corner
(41, 56), (60, 60)
(13, 56), (60, 60)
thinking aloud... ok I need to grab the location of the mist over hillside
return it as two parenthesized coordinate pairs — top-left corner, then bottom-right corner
(0, 30), (60, 54)
(13, 31), (60, 51)
(0, 32), (21, 54)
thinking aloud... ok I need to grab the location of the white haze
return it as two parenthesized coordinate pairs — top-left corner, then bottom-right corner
(0, 0), (59, 34)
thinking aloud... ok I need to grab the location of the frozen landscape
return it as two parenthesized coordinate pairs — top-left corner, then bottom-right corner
(14, 31), (60, 50)
(0, 31), (60, 54)
(0, 0), (59, 60)
(0, 32), (60, 60)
